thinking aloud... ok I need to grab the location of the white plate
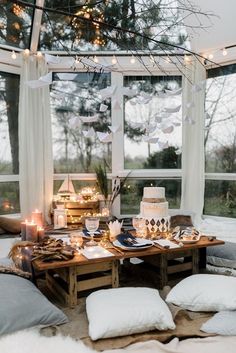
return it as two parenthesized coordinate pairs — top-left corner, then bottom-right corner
(113, 239), (153, 251)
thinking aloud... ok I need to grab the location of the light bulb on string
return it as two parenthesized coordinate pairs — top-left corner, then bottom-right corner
(37, 51), (42, 58)
(208, 53), (214, 60)
(130, 55), (136, 64)
(111, 55), (117, 65)
(11, 51), (17, 60)
(222, 48), (228, 56)
(24, 49), (30, 56)
(93, 55), (99, 63)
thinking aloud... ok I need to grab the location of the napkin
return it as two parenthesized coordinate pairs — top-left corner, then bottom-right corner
(116, 233), (151, 248)
(82, 229), (103, 237)
(108, 220), (123, 240)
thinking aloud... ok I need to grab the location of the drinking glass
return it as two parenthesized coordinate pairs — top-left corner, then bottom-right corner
(85, 217), (99, 246)
(70, 232), (83, 254)
(132, 217), (147, 238)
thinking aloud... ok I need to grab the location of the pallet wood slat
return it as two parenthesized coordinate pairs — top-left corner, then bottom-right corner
(167, 262), (192, 274)
(76, 262), (112, 275)
(77, 275), (112, 292)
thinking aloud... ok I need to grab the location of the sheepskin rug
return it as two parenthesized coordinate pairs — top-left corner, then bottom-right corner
(1, 329), (236, 353)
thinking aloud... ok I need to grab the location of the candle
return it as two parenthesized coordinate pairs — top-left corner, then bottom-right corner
(26, 222), (38, 242)
(31, 209), (43, 227)
(37, 226), (45, 242)
(58, 215), (65, 228)
(20, 219), (28, 241)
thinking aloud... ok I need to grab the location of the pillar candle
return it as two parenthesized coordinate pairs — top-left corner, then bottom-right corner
(31, 209), (43, 227)
(37, 226), (45, 242)
(26, 222), (38, 242)
(20, 220), (28, 241)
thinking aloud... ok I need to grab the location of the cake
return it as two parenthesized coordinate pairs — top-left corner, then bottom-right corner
(140, 187), (170, 233)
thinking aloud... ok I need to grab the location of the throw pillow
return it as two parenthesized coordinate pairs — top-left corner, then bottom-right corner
(207, 242), (236, 269)
(170, 215), (193, 230)
(86, 287), (175, 341)
(201, 311), (236, 335)
(0, 216), (21, 234)
(0, 274), (68, 335)
(166, 274), (236, 312)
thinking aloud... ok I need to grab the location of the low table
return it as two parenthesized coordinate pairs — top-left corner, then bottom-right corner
(33, 236), (224, 307)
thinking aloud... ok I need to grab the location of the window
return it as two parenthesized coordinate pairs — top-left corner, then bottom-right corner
(124, 76), (182, 169)
(0, 71), (20, 215)
(204, 64), (236, 217)
(51, 72), (111, 174)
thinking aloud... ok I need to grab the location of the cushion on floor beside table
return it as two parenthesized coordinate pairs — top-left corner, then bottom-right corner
(201, 311), (236, 336)
(86, 287), (175, 341)
(0, 274), (68, 335)
(207, 241), (236, 269)
(0, 216), (21, 234)
(166, 274), (236, 312)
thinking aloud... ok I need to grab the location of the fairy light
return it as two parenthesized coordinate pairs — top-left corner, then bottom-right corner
(11, 51), (17, 60)
(93, 55), (99, 63)
(208, 53), (214, 60)
(130, 55), (136, 64)
(222, 48), (228, 56)
(24, 48), (30, 56)
(37, 51), (42, 58)
(149, 54), (155, 63)
(111, 55), (117, 64)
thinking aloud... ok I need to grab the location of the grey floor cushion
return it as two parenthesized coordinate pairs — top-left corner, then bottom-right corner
(207, 242), (236, 269)
(0, 274), (68, 335)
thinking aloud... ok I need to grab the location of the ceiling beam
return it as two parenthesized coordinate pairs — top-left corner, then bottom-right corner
(30, 0), (45, 53)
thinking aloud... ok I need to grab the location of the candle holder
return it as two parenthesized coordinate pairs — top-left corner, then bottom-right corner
(54, 208), (67, 229)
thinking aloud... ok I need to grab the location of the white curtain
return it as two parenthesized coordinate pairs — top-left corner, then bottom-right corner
(181, 59), (206, 223)
(19, 54), (53, 223)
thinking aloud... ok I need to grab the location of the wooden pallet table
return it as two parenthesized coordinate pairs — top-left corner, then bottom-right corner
(33, 236), (224, 307)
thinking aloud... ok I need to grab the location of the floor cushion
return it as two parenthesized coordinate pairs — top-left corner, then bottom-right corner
(0, 274), (68, 335)
(166, 274), (236, 312)
(201, 311), (236, 335)
(207, 242), (236, 269)
(86, 287), (175, 340)
(0, 216), (21, 234)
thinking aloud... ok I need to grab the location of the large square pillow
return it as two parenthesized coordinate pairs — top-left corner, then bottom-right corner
(166, 274), (236, 312)
(86, 287), (175, 341)
(201, 311), (236, 335)
(207, 242), (236, 269)
(0, 274), (68, 335)
(0, 216), (21, 234)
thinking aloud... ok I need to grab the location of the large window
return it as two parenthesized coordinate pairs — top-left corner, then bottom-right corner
(204, 64), (236, 217)
(124, 76), (182, 170)
(51, 72), (111, 174)
(0, 70), (20, 215)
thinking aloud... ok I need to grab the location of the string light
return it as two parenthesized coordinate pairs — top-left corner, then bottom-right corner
(130, 55), (136, 64)
(111, 55), (117, 64)
(93, 55), (99, 63)
(208, 53), (214, 60)
(37, 51), (42, 57)
(11, 51), (17, 60)
(222, 48), (228, 56)
(24, 48), (30, 56)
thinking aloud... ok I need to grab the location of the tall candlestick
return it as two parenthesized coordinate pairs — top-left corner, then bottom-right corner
(37, 226), (45, 242)
(21, 219), (28, 241)
(26, 222), (38, 242)
(31, 209), (43, 227)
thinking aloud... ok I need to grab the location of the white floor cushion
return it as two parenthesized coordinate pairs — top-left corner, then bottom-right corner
(86, 287), (175, 340)
(201, 311), (236, 335)
(166, 274), (236, 312)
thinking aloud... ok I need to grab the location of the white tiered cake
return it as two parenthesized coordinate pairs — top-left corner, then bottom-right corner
(140, 187), (170, 233)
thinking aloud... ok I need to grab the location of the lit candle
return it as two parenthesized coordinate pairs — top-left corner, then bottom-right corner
(31, 209), (43, 227)
(58, 215), (65, 228)
(21, 219), (28, 241)
(37, 226), (45, 242)
(26, 222), (38, 242)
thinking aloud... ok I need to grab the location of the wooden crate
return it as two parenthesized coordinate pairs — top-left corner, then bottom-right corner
(52, 200), (100, 224)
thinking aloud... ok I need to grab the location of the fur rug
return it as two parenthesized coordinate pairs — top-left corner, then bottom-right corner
(1, 329), (236, 353)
